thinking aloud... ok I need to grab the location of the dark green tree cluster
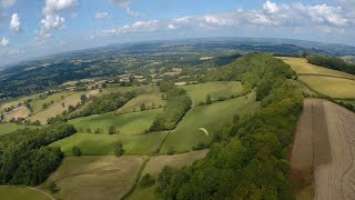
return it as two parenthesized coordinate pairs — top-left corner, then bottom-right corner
(0, 123), (76, 185)
(157, 54), (303, 200)
(150, 83), (192, 131)
(307, 54), (355, 74)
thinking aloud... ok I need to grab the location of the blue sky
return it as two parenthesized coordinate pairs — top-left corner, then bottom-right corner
(0, 0), (354, 66)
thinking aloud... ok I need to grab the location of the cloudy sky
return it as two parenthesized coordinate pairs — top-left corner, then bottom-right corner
(0, 0), (355, 66)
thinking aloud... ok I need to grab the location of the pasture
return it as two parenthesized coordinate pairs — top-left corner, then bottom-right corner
(182, 81), (243, 105)
(0, 123), (32, 136)
(70, 109), (162, 136)
(3, 105), (31, 121)
(280, 57), (355, 79)
(117, 93), (165, 114)
(50, 131), (168, 156)
(160, 92), (258, 154)
(44, 156), (145, 200)
(128, 150), (208, 200)
(299, 76), (355, 99)
(0, 186), (52, 200)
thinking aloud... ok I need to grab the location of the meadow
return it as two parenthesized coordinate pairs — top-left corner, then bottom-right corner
(160, 92), (259, 154)
(280, 57), (355, 79)
(117, 92), (165, 114)
(43, 156), (145, 200)
(299, 76), (355, 99)
(0, 186), (52, 200)
(0, 123), (32, 136)
(182, 81), (243, 105)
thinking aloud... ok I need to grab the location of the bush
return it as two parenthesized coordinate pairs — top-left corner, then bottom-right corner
(72, 146), (82, 156)
(140, 173), (155, 188)
(114, 142), (124, 157)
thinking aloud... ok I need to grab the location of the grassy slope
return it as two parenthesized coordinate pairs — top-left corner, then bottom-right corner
(0, 186), (51, 200)
(43, 156), (145, 200)
(117, 93), (165, 114)
(281, 57), (355, 79)
(182, 81), (243, 105)
(160, 92), (258, 154)
(0, 123), (32, 136)
(299, 76), (355, 99)
(128, 150), (209, 200)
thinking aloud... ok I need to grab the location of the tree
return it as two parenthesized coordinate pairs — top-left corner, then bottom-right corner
(72, 146), (82, 156)
(140, 173), (155, 188)
(48, 181), (60, 193)
(80, 94), (88, 104)
(114, 142), (124, 157)
(108, 126), (118, 135)
(206, 94), (212, 104)
(140, 103), (146, 111)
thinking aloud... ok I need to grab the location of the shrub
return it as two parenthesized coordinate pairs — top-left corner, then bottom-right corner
(72, 146), (82, 156)
(140, 173), (155, 188)
(114, 142), (124, 157)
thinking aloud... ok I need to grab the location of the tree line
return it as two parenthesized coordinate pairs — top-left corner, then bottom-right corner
(156, 54), (303, 200)
(307, 54), (355, 75)
(150, 81), (192, 131)
(0, 123), (76, 185)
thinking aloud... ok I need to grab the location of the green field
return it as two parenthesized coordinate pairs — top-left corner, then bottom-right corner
(300, 76), (355, 99)
(160, 92), (258, 153)
(128, 150), (208, 200)
(182, 81), (243, 105)
(0, 123), (32, 136)
(117, 93), (165, 114)
(70, 109), (162, 135)
(43, 156), (144, 200)
(280, 57), (355, 79)
(0, 186), (52, 200)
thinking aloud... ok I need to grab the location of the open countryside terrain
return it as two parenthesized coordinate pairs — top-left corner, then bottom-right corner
(291, 99), (355, 200)
(281, 57), (355, 99)
(0, 186), (53, 200)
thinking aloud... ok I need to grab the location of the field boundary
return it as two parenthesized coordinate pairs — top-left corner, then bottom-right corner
(298, 73), (355, 81)
(27, 187), (56, 200)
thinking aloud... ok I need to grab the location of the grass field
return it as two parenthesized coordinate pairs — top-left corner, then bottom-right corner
(280, 57), (355, 79)
(29, 91), (85, 124)
(117, 93), (165, 114)
(70, 109), (162, 136)
(44, 156), (145, 200)
(0, 186), (52, 200)
(160, 92), (258, 154)
(299, 76), (355, 99)
(182, 81), (243, 105)
(128, 150), (208, 200)
(0, 123), (32, 136)
(51, 131), (168, 155)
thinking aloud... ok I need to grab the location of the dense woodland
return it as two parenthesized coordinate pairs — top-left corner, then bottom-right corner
(0, 123), (76, 185)
(157, 54), (303, 200)
(307, 54), (355, 75)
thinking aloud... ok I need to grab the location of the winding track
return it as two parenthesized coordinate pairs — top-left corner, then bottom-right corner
(291, 99), (355, 200)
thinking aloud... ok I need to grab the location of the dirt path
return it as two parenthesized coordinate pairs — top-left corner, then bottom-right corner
(290, 99), (355, 200)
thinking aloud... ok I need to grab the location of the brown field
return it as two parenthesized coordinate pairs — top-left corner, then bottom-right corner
(291, 99), (355, 200)
(4, 105), (31, 121)
(44, 156), (145, 200)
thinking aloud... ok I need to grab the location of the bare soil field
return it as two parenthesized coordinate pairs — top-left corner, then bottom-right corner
(4, 105), (31, 121)
(291, 99), (355, 200)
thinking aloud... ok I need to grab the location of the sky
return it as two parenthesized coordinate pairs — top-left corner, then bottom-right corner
(0, 0), (355, 66)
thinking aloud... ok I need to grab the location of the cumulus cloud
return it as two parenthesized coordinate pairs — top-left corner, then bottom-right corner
(10, 13), (21, 32)
(101, 1), (353, 38)
(111, 0), (140, 17)
(95, 11), (110, 20)
(0, 37), (9, 47)
(39, 0), (77, 39)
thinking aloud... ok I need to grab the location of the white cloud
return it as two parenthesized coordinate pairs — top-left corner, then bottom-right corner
(10, 13), (21, 32)
(263, 0), (280, 14)
(1, 0), (15, 8)
(0, 37), (9, 47)
(103, 20), (160, 35)
(111, 0), (140, 17)
(95, 11), (110, 20)
(39, 0), (77, 39)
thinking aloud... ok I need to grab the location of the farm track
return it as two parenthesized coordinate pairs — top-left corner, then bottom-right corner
(291, 99), (355, 200)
